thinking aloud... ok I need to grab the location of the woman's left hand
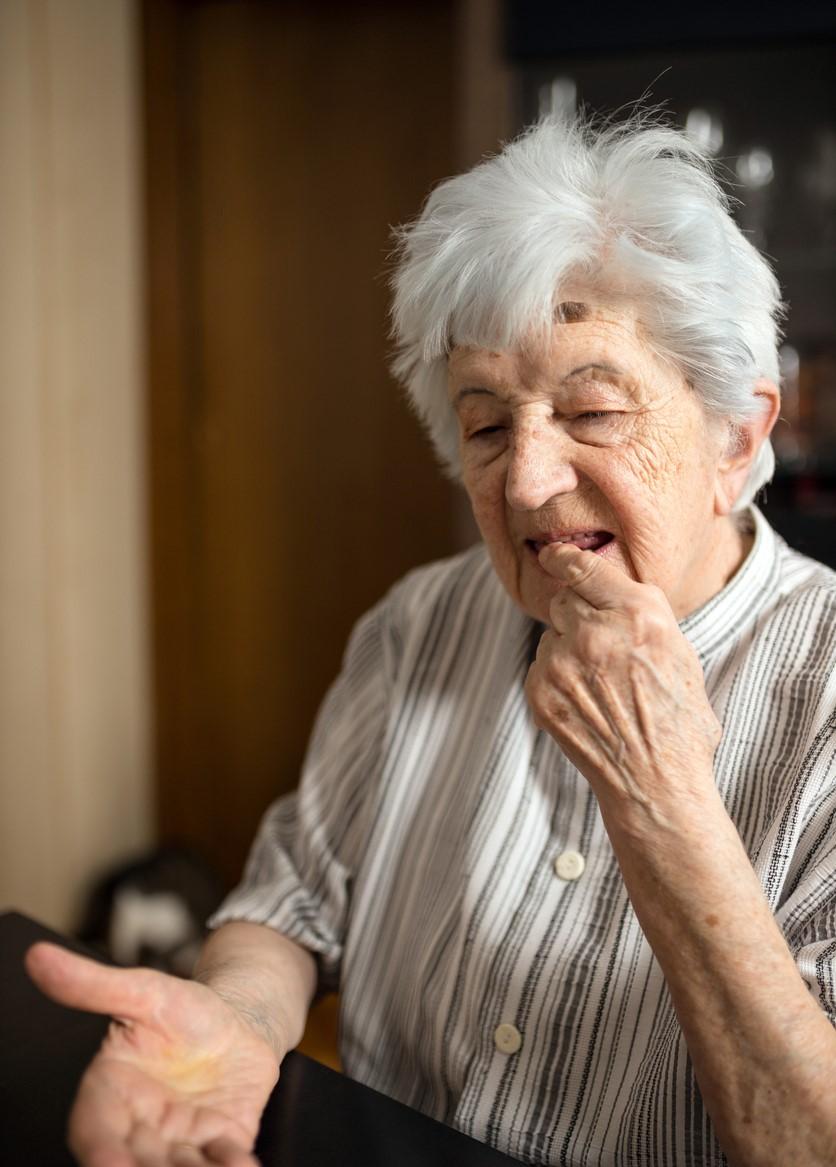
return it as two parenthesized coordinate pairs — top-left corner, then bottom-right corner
(524, 542), (722, 823)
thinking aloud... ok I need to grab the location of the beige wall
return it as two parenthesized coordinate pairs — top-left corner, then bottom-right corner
(0, 0), (152, 929)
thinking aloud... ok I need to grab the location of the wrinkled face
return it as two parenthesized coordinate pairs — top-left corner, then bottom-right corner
(449, 300), (742, 622)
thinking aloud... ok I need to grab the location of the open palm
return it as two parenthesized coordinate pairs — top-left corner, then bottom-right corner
(26, 942), (279, 1167)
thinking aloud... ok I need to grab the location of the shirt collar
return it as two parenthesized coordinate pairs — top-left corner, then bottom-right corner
(678, 505), (780, 664)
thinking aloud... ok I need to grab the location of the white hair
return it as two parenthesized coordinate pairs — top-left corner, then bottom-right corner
(390, 111), (784, 510)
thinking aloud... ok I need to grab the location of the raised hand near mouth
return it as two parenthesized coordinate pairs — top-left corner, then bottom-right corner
(524, 540), (721, 819)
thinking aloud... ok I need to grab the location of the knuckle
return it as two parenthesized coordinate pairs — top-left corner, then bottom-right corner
(643, 582), (667, 605)
(627, 600), (667, 642)
(576, 623), (604, 662)
(569, 554), (596, 585)
(525, 664), (571, 732)
(524, 666), (547, 708)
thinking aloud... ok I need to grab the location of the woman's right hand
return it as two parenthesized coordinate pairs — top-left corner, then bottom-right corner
(25, 942), (280, 1166)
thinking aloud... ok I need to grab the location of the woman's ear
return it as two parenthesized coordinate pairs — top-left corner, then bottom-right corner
(714, 380), (781, 516)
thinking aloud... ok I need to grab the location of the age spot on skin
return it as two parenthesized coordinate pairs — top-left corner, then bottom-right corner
(555, 301), (589, 323)
(705, 914), (720, 927)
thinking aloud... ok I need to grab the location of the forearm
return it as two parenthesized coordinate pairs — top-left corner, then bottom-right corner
(194, 921), (317, 1064)
(599, 784), (836, 1167)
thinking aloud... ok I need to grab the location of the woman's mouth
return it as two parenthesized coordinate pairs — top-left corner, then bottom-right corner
(526, 530), (615, 555)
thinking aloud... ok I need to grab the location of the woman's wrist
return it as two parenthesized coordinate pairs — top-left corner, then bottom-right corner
(194, 922), (316, 1065)
(192, 968), (288, 1064)
(593, 762), (724, 850)
(595, 775), (773, 975)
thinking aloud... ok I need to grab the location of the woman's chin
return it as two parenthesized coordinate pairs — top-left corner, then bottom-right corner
(517, 574), (570, 624)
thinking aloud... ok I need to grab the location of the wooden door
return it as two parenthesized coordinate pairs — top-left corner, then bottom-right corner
(142, 0), (462, 887)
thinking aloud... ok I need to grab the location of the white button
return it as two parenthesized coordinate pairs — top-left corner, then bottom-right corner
(554, 850), (585, 881)
(494, 1022), (522, 1055)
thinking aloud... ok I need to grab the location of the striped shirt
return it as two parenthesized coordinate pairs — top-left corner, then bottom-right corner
(211, 507), (836, 1166)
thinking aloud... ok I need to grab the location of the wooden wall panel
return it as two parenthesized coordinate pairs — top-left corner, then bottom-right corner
(143, 0), (461, 886)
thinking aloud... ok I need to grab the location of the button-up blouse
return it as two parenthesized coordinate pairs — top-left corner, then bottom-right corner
(211, 507), (836, 1166)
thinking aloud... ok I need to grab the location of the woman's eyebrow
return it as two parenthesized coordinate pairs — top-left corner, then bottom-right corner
(564, 363), (624, 380)
(452, 365), (630, 406)
(452, 386), (497, 406)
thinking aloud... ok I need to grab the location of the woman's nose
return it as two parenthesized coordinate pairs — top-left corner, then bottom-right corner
(504, 425), (579, 511)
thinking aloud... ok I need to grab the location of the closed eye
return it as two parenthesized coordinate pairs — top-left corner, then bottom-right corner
(568, 410), (626, 443)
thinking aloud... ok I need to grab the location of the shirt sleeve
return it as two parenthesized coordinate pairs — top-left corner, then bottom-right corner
(778, 713), (836, 1025)
(208, 597), (392, 993)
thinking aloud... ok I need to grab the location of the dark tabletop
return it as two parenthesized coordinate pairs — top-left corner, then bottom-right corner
(0, 911), (520, 1166)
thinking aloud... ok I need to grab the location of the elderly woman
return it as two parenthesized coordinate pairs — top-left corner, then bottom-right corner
(27, 114), (836, 1167)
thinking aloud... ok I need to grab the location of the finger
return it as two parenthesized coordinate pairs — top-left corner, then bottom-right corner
(538, 543), (638, 610)
(25, 942), (153, 1022)
(203, 1137), (261, 1166)
(534, 628), (563, 664)
(129, 1122), (167, 1167)
(74, 1140), (137, 1167)
(546, 610), (566, 637)
(68, 1070), (135, 1167)
(548, 587), (591, 633)
(171, 1144), (205, 1167)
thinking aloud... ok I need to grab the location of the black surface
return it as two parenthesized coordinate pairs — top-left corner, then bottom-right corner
(0, 912), (520, 1166)
(257, 1052), (518, 1167)
(0, 915), (108, 1167)
(505, 0), (836, 59)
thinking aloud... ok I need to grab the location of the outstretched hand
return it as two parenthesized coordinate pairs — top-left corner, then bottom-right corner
(525, 544), (721, 822)
(25, 942), (279, 1167)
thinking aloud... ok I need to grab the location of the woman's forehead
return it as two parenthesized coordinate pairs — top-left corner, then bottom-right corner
(448, 301), (652, 382)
